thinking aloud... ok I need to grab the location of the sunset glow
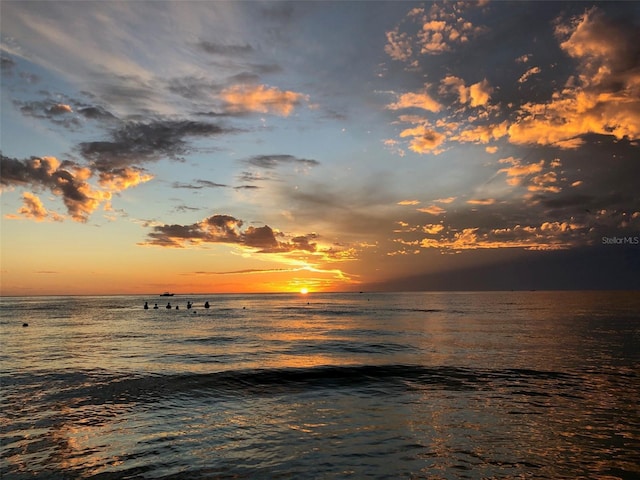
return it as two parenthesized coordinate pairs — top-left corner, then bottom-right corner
(1, 1), (638, 295)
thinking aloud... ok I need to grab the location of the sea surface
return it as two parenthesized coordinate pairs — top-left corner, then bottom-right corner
(1, 291), (639, 479)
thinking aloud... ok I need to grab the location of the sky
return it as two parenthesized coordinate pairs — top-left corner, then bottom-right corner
(1, 1), (639, 296)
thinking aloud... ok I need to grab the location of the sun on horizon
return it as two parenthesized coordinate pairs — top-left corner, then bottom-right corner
(299, 287), (309, 295)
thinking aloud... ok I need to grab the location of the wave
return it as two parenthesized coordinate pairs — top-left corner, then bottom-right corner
(4, 364), (589, 411)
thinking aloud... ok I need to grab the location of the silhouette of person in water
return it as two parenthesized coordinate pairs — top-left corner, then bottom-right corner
(187, 301), (192, 309)
(144, 302), (149, 310)
(166, 302), (171, 309)
(204, 301), (210, 309)
(154, 303), (159, 309)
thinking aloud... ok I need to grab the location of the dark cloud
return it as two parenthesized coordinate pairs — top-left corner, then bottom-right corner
(14, 100), (80, 128)
(237, 171), (264, 183)
(142, 213), (317, 253)
(79, 120), (235, 171)
(244, 154), (320, 169)
(172, 180), (228, 189)
(77, 105), (118, 121)
(227, 72), (261, 84)
(2, 154), (67, 187)
(243, 225), (280, 250)
(1, 55), (16, 72)
(197, 41), (254, 56)
(174, 205), (202, 213)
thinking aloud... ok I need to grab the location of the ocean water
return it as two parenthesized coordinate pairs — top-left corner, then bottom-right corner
(1, 291), (639, 479)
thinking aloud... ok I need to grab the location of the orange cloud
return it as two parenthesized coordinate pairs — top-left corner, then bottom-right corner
(467, 198), (495, 205)
(528, 172), (560, 193)
(498, 157), (544, 186)
(508, 8), (640, 147)
(221, 84), (307, 116)
(422, 223), (444, 234)
(385, 28), (412, 61)
(417, 205), (446, 215)
(98, 167), (154, 191)
(439, 76), (493, 108)
(454, 121), (508, 144)
(518, 66), (541, 83)
(387, 88), (442, 113)
(468, 79), (493, 107)
(8, 192), (63, 222)
(50, 103), (73, 114)
(399, 124), (445, 154)
(439, 75), (468, 103)
(416, 220), (587, 252)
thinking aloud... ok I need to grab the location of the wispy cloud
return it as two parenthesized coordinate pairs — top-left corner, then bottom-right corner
(244, 154), (319, 170)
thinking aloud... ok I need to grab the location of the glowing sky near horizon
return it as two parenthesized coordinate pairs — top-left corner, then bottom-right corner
(1, 1), (639, 295)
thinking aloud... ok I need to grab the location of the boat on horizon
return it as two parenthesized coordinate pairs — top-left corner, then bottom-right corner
(160, 292), (174, 297)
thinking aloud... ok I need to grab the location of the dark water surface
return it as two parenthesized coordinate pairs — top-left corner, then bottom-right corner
(1, 291), (639, 479)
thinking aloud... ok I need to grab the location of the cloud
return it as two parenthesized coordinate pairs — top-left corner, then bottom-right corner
(439, 76), (493, 108)
(498, 156), (563, 193)
(439, 75), (468, 103)
(98, 167), (154, 191)
(1, 154), (154, 222)
(417, 205), (446, 215)
(498, 157), (544, 186)
(77, 105), (118, 121)
(388, 75), (495, 153)
(434, 197), (456, 204)
(79, 120), (233, 171)
(387, 88), (441, 113)
(385, 2), (488, 62)
(417, 220), (587, 252)
(468, 79), (493, 107)
(196, 41), (254, 56)
(467, 198), (495, 206)
(141, 213), (319, 254)
(243, 154), (320, 170)
(518, 66), (541, 83)
(508, 7), (640, 147)
(220, 84), (307, 116)
(0, 154), (112, 222)
(172, 180), (228, 190)
(422, 223), (444, 234)
(14, 99), (81, 128)
(453, 121), (508, 144)
(1, 55), (16, 72)
(384, 29), (412, 62)
(5, 192), (64, 222)
(399, 124), (446, 154)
